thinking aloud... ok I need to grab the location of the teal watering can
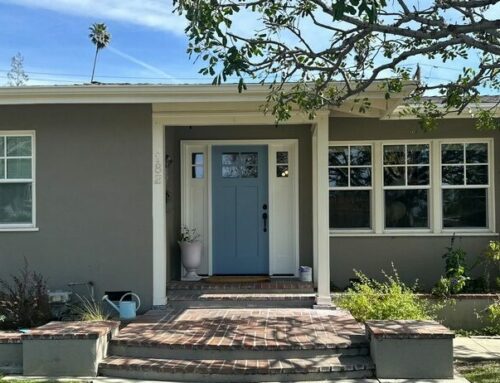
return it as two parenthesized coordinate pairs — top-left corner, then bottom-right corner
(102, 292), (141, 320)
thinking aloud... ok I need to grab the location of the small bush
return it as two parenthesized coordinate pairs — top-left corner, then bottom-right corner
(485, 301), (500, 335)
(337, 267), (435, 322)
(0, 260), (51, 330)
(71, 295), (109, 321)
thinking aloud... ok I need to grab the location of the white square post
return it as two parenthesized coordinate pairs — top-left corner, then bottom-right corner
(312, 113), (332, 308)
(152, 118), (167, 308)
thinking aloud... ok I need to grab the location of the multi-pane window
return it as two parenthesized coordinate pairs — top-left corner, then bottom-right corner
(191, 153), (204, 179)
(0, 134), (34, 226)
(276, 151), (289, 177)
(441, 142), (489, 228)
(383, 144), (430, 228)
(329, 145), (372, 229)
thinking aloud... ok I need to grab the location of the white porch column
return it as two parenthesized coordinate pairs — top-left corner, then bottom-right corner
(312, 113), (331, 307)
(152, 118), (167, 308)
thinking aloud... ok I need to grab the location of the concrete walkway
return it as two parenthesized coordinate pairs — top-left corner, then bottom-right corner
(454, 336), (500, 361)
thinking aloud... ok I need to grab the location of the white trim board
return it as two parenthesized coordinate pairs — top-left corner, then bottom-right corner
(180, 139), (300, 277)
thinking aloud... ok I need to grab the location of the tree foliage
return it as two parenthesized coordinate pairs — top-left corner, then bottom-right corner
(7, 52), (28, 87)
(89, 22), (111, 83)
(174, 0), (500, 129)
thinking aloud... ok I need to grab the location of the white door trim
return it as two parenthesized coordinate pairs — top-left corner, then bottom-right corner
(152, 118), (167, 307)
(181, 139), (300, 277)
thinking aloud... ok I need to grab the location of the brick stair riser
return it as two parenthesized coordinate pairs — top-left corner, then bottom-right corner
(99, 367), (374, 382)
(167, 288), (315, 294)
(166, 299), (315, 309)
(109, 344), (370, 360)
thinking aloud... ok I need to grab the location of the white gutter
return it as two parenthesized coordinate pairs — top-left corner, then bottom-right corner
(0, 82), (415, 105)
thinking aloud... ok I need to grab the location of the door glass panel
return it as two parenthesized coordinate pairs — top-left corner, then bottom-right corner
(0, 137), (4, 156)
(241, 166), (258, 178)
(222, 153), (239, 166)
(222, 166), (240, 178)
(277, 151), (288, 164)
(240, 152), (257, 166)
(277, 165), (289, 177)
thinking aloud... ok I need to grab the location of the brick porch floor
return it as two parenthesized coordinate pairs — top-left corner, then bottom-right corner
(111, 308), (366, 350)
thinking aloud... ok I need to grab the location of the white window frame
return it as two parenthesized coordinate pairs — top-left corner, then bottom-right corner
(328, 143), (374, 233)
(330, 138), (496, 237)
(439, 139), (495, 233)
(382, 142), (432, 234)
(0, 131), (37, 231)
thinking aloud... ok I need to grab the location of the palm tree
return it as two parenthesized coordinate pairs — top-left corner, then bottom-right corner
(89, 23), (111, 83)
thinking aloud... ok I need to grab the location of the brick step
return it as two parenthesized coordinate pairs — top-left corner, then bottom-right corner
(166, 280), (315, 294)
(99, 355), (375, 382)
(166, 292), (316, 308)
(109, 340), (370, 360)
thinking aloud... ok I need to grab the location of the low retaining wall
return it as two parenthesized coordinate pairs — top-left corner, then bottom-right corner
(0, 332), (22, 374)
(366, 320), (455, 379)
(431, 294), (498, 330)
(22, 321), (119, 377)
(333, 292), (498, 330)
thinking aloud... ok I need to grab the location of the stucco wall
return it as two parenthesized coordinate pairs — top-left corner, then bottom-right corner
(165, 124), (313, 280)
(0, 104), (153, 309)
(329, 117), (500, 289)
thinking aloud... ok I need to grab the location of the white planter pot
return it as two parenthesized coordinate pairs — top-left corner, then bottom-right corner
(179, 241), (202, 281)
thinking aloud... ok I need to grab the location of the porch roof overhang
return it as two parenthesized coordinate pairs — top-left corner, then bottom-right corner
(0, 82), (415, 119)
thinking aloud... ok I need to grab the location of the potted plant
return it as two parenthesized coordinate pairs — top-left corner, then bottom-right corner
(178, 226), (202, 281)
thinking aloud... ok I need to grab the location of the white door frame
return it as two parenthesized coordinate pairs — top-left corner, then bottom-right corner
(181, 139), (300, 277)
(152, 109), (331, 307)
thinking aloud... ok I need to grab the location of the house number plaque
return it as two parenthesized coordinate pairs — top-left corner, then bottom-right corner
(154, 152), (163, 184)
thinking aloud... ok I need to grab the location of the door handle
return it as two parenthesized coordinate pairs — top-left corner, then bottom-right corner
(262, 212), (268, 232)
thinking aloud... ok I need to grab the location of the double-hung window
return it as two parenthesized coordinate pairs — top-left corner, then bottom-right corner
(329, 145), (372, 230)
(329, 139), (494, 235)
(441, 142), (490, 229)
(0, 132), (35, 228)
(383, 144), (430, 229)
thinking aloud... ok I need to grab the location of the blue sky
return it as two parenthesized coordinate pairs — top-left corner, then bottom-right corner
(0, 0), (497, 90)
(0, 0), (206, 85)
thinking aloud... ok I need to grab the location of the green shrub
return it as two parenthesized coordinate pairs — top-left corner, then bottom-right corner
(71, 295), (109, 321)
(0, 260), (51, 330)
(433, 237), (470, 296)
(337, 267), (435, 322)
(485, 301), (500, 335)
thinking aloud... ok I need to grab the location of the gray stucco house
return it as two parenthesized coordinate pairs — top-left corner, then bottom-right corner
(0, 83), (498, 309)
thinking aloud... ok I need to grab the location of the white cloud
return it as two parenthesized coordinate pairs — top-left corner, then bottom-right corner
(0, 0), (186, 35)
(108, 47), (179, 82)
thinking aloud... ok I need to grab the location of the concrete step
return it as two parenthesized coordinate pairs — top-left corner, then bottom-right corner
(99, 355), (375, 382)
(109, 340), (370, 360)
(166, 292), (316, 308)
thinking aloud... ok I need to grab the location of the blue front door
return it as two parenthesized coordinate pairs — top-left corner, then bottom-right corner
(212, 145), (269, 275)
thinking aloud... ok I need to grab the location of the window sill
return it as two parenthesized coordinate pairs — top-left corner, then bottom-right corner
(330, 231), (498, 237)
(0, 227), (39, 232)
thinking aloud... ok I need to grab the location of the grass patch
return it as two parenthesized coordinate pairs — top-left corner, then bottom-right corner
(456, 362), (500, 383)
